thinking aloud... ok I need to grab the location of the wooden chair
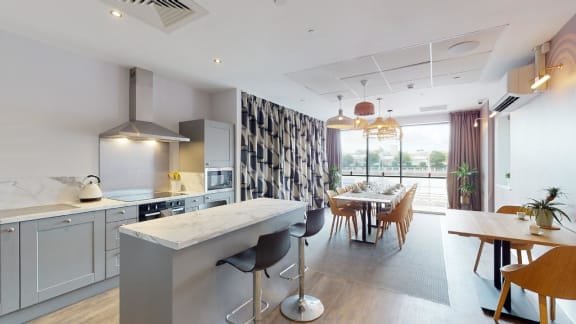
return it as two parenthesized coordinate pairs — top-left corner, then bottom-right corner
(327, 192), (358, 240)
(473, 205), (534, 272)
(374, 193), (412, 249)
(494, 246), (576, 324)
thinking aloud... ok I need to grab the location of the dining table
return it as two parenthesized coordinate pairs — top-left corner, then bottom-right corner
(444, 209), (576, 322)
(333, 187), (405, 244)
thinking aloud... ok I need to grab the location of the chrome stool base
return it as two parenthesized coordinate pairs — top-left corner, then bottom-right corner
(280, 294), (324, 322)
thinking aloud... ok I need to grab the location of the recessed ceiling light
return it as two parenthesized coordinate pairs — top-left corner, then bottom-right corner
(307, 28), (316, 33)
(453, 76), (461, 79)
(109, 9), (123, 18)
(212, 58), (222, 64)
(448, 41), (480, 55)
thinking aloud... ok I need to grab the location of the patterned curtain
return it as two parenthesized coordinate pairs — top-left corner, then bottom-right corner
(241, 92), (328, 208)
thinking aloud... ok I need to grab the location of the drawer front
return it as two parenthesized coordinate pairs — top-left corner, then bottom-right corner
(185, 206), (200, 213)
(37, 210), (104, 231)
(204, 191), (231, 202)
(106, 219), (137, 251)
(185, 196), (204, 208)
(105, 206), (137, 223)
(105, 249), (120, 278)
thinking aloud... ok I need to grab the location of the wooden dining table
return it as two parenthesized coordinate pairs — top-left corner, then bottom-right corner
(444, 209), (576, 322)
(333, 188), (405, 244)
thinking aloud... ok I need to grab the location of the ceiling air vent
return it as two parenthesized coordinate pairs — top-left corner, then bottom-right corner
(419, 105), (447, 113)
(102, 0), (208, 32)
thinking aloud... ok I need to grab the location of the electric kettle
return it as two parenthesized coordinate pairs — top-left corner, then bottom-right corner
(79, 175), (103, 202)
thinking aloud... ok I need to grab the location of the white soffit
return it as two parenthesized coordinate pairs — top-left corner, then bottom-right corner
(287, 25), (506, 102)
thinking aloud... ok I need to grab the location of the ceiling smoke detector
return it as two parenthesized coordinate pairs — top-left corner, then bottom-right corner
(101, 0), (208, 32)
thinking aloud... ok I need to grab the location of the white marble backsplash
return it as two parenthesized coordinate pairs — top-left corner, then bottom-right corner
(0, 176), (85, 210)
(180, 172), (204, 192)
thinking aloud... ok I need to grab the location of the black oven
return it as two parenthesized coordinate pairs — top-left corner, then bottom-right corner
(205, 168), (233, 192)
(138, 198), (185, 221)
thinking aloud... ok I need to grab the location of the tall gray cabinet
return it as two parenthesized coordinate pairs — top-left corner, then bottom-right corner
(179, 119), (234, 171)
(0, 224), (19, 315)
(20, 211), (105, 308)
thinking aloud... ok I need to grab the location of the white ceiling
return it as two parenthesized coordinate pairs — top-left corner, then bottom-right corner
(0, 0), (575, 120)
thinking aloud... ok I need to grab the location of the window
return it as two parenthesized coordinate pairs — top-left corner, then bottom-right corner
(340, 123), (449, 213)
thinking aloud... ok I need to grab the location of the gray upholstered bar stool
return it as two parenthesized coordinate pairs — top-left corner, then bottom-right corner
(280, 208), (325, 321)
(216, 228), (291, 324)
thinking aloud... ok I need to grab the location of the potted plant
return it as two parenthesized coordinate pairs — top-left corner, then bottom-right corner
(525, 187), (571, 227)
(329, 166), (341, 191)
(451, 162), (478, 208)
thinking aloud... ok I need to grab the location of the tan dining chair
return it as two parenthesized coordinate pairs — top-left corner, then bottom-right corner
(327, 192), (358, 240)
(374, 192), (412, 249)
(494, 246), (576, 324)
(473, 205), (534, 272)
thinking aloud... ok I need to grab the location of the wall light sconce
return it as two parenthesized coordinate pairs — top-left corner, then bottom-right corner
(531, 43), (564, 90)
(473, 117), (486, 128)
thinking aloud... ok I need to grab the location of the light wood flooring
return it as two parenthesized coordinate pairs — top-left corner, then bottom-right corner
(31, 213), (565, 324)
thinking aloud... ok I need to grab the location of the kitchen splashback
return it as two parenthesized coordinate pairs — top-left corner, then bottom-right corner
(99, 138), (170, 194)
(0, 176), (84, 209)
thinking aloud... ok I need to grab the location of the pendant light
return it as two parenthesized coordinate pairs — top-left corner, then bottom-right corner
(354, 80), (375, 116)
(326, 95), (354, 129)
(367, 98), (386, 130)
(377, 109), (402, 140)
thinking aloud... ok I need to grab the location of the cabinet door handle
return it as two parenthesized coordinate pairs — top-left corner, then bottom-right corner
(5, 227), (15, 233)
(120, 210), (126, 214)
(64, 218), (72, 223)
(206, 196), (210, 200)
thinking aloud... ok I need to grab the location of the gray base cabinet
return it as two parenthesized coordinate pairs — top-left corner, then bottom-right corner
(20, 211), (105, 308)
(0, 224), (20, 315)
(204, 191), (234, 205)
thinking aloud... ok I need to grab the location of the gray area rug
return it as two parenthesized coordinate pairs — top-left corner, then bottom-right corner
(305, 209), (450, 305)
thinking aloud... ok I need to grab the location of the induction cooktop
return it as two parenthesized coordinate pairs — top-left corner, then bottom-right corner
(110, 192), (186, 202)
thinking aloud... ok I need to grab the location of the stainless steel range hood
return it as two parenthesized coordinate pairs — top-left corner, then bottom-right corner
(100, 68), (190, 142)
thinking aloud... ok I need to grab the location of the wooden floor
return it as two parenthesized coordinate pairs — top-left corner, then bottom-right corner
(31, 213), (548, 324)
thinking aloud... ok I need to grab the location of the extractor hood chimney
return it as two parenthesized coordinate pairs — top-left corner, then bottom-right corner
(100, 68), (190, 142)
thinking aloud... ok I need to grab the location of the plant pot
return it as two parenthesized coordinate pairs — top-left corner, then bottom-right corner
(460, 192), (471, 207)
(534, 209), (554, 227)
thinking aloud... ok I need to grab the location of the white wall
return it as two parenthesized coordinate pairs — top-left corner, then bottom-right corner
(0, 31), (211, 206)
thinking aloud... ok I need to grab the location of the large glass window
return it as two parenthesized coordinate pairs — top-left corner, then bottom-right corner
(340, 123), (449, 213)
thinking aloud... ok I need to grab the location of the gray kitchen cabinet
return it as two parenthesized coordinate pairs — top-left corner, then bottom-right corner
(20, 211), (105, 308)
(105, 249), (120, 279)
(185, 195), (204, 213)
(0, 224), (19, 315)
(105, 206), (137, 223)
(204, 190), (234, 206)
(106, 218), (137, 251)
(179, 119), (234, 171)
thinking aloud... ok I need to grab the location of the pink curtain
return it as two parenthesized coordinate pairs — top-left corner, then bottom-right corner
(447, 110), (482, 210)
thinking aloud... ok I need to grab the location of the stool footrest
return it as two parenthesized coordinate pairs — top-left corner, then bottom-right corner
(279, 263), (309, 281)
(225, 295), (269, 324)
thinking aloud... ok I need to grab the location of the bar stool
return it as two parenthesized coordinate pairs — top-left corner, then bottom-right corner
(216, 228), (291, 324)
(279, 208), (325, 321)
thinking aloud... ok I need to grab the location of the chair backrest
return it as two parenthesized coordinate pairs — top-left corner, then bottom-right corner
(303, 208), (325, 237)
(497, 205), (528, 214)
(254, 228), (291, 271)
(379, 192), (411, 222)
(505, 246), (576, 299)
(327, 190), (337, 198)
(336, 187), (346, 194)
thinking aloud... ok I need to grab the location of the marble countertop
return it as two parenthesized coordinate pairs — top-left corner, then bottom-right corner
(120, 198), (306, 250)
(0, 191), (208, 224)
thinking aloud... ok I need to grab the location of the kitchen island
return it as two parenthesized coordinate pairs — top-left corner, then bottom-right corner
(119, 198), (306, 324)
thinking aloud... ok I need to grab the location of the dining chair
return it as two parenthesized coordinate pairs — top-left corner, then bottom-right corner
(327, 192), (358, 240)
(473, 205), (534, 272)
(493, 246), (576, 324)
(374, 193), (411, 249)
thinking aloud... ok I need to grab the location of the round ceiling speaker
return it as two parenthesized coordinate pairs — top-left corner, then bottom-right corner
(354, 101), (375, 116)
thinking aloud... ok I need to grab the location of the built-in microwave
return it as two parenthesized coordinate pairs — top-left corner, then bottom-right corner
(205, 167), (233, 192)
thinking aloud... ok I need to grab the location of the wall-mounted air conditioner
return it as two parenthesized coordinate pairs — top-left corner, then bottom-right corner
(489, 63), (541, 113)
